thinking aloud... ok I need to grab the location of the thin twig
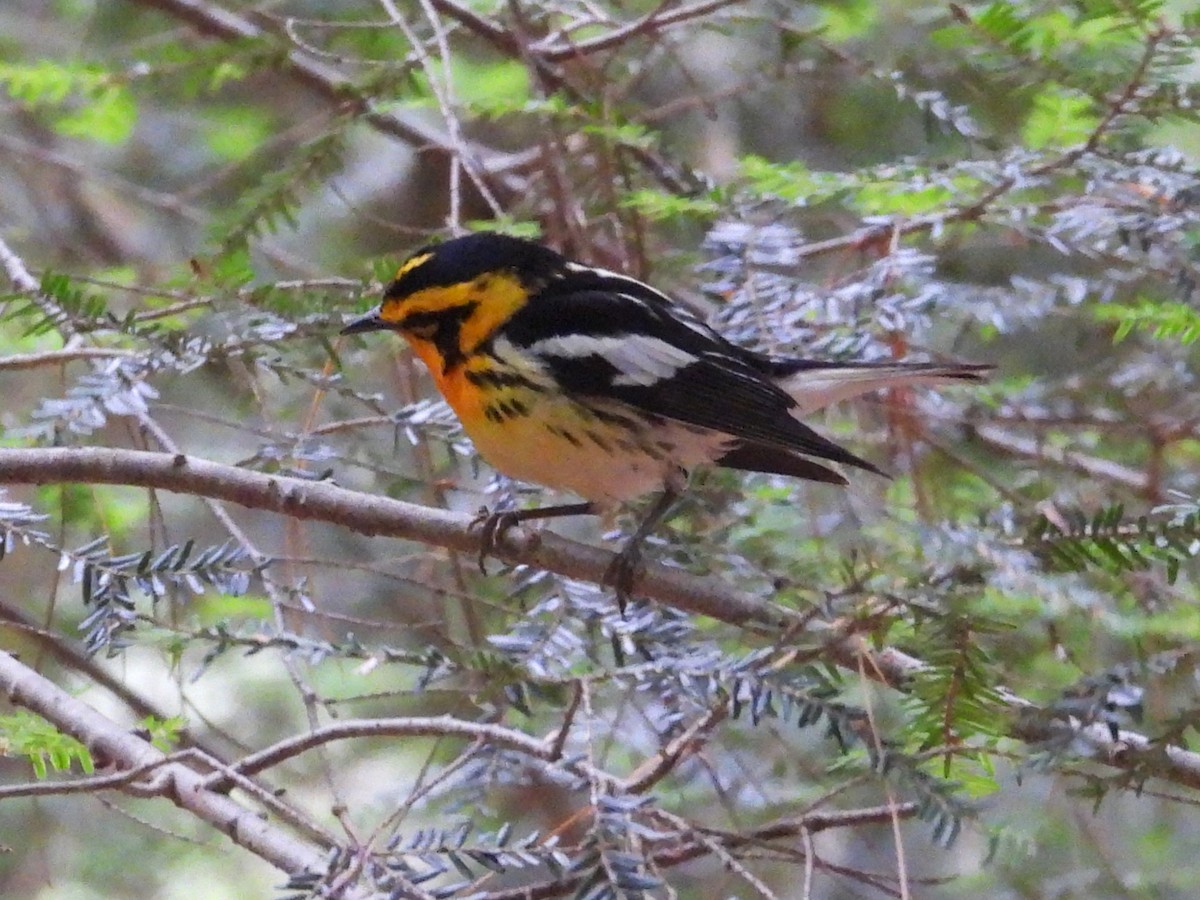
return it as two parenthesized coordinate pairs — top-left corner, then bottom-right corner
(207, 714), (555, 785)
(130, 0), (531, 188)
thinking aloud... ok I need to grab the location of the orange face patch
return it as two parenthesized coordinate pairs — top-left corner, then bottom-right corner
(378, 271), (528, 357)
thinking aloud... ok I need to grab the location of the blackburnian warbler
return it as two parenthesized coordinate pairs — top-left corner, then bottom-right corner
(342, 232), (989, 603)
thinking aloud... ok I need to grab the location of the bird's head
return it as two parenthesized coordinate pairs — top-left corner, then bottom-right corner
(341, 233), (564, 361)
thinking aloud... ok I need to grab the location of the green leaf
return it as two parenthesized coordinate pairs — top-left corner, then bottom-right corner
(209, 130), (345, 251)
(0, 60), (91, 105)
(818, 0), (878, 42)
(465, 218), (542, 239)
(53, 85), (137, 143)
(203, 105), (274, 161)
(622, 189), (722, 221)
(1022, 85), (1099, 149)
(0, 710), (93, 778)
(452, 58), (529, 110)
(974, 2), (1028, 47)
(139, 715), (187, 753)
(0, 61), (136, 144)
(1095, 300), (1200, 345)
(738, 155), (846, 204)
(851, 181), (958, 216)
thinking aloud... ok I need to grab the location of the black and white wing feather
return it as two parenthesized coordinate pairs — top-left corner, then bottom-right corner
(499, 268), (883, 478)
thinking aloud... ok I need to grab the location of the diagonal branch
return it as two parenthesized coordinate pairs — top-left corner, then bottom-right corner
(130, 0), (532, 189)
(971, 422), (1152, 495)
(0, 446), (785, 629)
(0, 648), (334, 882)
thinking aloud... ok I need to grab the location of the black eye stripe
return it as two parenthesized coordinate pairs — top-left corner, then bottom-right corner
(401, 310), (446, 328)
(399, 302), (478, 329)
(396, 302), (479, 371)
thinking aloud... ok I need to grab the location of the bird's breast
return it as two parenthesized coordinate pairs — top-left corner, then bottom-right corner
(438, 357), (729, 503)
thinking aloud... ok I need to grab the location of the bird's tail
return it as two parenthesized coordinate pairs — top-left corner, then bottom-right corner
(772, 359), (992, 415)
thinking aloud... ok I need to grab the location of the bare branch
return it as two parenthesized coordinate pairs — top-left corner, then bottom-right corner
(0, 348), (135, 370)
(0, 763), (160, 799)
(209, 714), (554, 785)
(0, 649), (333, 880)
(532, 0), (748, 61)
(129, 0), (532, 188)
(482, 802), (924, 900)
(971, 422), (1152, 495)
(0, 445), (788, 630)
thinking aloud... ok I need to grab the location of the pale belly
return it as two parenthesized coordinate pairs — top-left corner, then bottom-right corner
(461, 393), (731, 503)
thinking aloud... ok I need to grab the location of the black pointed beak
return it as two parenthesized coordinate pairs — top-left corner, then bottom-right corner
(340, 306), (389, 335)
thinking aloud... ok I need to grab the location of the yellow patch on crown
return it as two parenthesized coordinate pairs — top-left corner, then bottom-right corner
(393, 252), (433, 281)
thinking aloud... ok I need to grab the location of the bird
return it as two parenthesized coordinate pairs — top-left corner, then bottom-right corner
(341, 231), (990, 606)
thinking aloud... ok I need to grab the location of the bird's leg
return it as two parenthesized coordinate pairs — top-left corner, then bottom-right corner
(470, 501), (596, 575)
(605, 487), (680, 614)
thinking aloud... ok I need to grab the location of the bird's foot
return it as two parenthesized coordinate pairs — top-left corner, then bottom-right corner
(604, 539), (645, 616)
(469, 501), (596, 575)
(469, 506), (518, 575)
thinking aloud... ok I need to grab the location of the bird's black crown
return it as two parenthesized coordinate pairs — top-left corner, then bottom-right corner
(385, 232), (565, 299)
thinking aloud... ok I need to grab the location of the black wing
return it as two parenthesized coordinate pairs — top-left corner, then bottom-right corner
(499, 271), (881, 475)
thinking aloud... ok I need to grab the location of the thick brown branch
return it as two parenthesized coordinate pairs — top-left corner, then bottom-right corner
(0, 446), (786, 630)
(0, 649), (332, 880)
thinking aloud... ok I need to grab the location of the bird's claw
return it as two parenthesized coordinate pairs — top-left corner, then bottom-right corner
(469, 506), (517, 575)
(604, 541), (644, 616)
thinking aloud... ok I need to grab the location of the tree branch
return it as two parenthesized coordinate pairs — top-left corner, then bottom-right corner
(481, 801), (923, 900)
(208, 715), (554, 786)
(0, 348), (135, 370)
(0, 446), (788, 630)
(0, 648), (333, 880)
(529, 0), (747, 61)
(129, 0), (532, 188)
(971, 422), (1152, 495)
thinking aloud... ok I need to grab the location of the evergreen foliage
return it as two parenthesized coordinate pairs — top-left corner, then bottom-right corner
(2, 0), (1200, 896)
